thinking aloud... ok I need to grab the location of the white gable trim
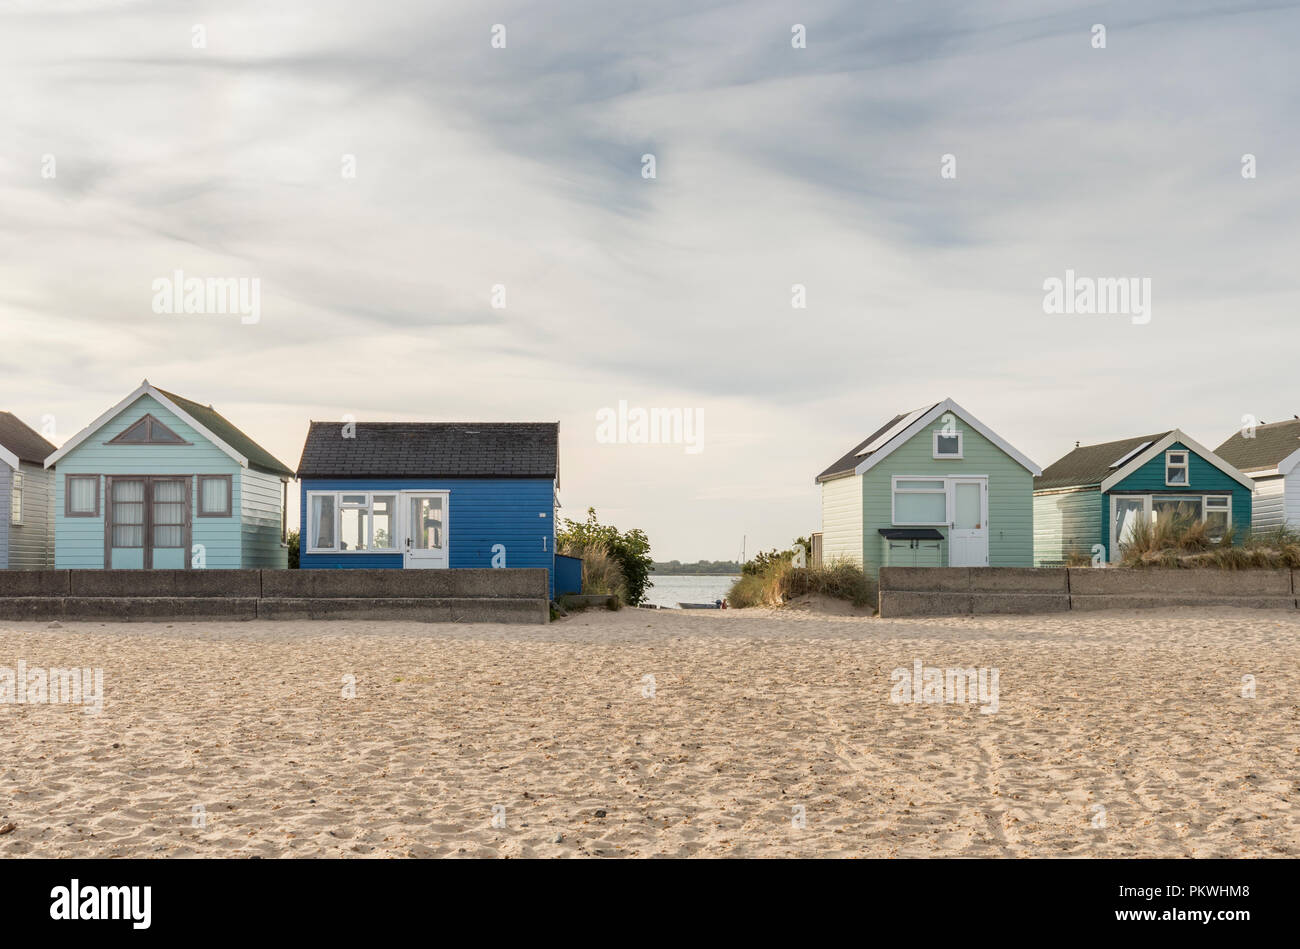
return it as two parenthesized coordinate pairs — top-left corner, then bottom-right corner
(1279, 448), (1300, 477)
(853, 398), (1041, 478)
(44, 380), (249, 471)
(1100, 429), (1254, 492)
(0, 444), (18, 471)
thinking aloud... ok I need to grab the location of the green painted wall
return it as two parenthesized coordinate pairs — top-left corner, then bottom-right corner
(1032, 487), (1102, 565)
(858, 416), (1034, 577)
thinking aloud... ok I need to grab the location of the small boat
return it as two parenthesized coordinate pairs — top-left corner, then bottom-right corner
(677, 601), (722, 610)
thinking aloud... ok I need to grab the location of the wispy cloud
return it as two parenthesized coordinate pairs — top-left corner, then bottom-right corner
(2, 0), (1298, 556)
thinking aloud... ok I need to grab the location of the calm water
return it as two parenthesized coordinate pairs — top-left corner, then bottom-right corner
(643, 574), (740, 609)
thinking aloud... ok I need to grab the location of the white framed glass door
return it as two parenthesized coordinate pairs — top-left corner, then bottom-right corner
(947, 478), (988, 567)
(403, 492), (448, 568)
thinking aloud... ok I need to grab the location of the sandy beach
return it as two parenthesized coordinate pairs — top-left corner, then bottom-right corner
(1, 606), (1296, 858)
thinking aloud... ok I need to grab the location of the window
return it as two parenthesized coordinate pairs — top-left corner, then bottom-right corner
(152, 479), (187, 548)
(893, 478), (948, 525)
(111, 479), (145, 548)
(932, 430), (963, 459)
(197, 475), (232, 517)
(10, 472), (21, 525)
(1165, 450), (1189, 486)
(307, 492), (397, 552)
(106, 414), (188, 445)
(309, 494), (336, 550)
(1204, 496), (1231, 541)
(66, 475), (100, 517)
(1110, 494), (1233, 561)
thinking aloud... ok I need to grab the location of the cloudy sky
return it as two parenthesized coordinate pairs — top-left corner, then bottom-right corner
(2, 1), (1297, 560)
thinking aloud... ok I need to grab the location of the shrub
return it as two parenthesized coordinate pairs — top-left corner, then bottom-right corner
(729, 546), (876, 609)
(557, 507), (653, 605)
(286, 530), (300, 569)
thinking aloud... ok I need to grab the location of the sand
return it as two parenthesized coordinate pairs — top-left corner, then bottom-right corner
(1, 606), (1296, 858)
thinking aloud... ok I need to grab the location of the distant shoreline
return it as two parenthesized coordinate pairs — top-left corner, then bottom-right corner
(651, 563), (742, 576)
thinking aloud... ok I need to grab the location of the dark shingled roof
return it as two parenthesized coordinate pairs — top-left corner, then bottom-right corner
(815, 403), (940, 483)
(154, 387), (295, 478)
(0, 411), (57, 465)
(1034, 432), (1172, 491)
(296, 422), (559, 479)
(1214, 418), (1300, 473)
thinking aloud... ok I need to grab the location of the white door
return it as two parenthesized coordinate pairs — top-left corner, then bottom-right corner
(948, 478), (988, 567)
(403, 492), (448, 569)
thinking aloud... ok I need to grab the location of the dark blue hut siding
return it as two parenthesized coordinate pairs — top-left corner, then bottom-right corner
(298, 478), (556, 596)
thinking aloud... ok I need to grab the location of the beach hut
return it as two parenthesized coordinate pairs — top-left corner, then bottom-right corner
(1033, 430), (1252, 565)
(1214, 418), (1300, 531)
(43, 381), (294, 569)
(0, 412), (57, 569)
(815, 398), (1041, 578)
(295, 421), (560, 596)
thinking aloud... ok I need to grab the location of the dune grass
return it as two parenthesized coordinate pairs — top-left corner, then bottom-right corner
(1118, 511), (1300, 568)
(559, 540), (627, 606)
(727, 559), (877, 609)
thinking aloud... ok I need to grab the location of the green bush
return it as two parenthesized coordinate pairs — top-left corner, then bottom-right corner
(557, 507), (653, 605)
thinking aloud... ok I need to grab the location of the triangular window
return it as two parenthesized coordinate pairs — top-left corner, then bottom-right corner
(107, 413), (188, 445)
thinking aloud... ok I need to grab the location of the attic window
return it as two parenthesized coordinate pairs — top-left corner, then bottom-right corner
(932, 430), (963, 459)
(107, 414), (188, 445)
(1165, 450), (1189, 486)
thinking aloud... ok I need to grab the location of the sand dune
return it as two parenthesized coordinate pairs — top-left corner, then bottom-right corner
(1, 606), (1296, 857)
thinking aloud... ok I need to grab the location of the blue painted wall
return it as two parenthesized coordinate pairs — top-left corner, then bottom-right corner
(1101, 441), (1251, 559)
(554, 553), (582, 595)
(299, 478), (556, 597)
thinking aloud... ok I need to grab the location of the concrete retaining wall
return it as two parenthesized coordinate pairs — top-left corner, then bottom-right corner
(0, 568), (549, 624)
(879, 567), (1299, 617)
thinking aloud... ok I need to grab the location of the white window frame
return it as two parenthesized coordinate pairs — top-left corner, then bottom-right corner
(891, 476), (950, 526)
(1202, 495), (1231, 541)
(932, 430), (963, 460)
(306, 491), (399, 553)
(10, 471), (22, 525)
(1164, 450), (1189, 487)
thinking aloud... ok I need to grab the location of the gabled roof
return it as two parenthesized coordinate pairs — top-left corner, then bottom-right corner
(0, 411), (57, 469)
(153, 387), (294, 477)
(815, 398), (1040, 483)
(1214, 418), (1300, 475)
(297, 422), (560, 480)
(1035, 432), (1172, 490)
(1036, 429), (1255, 492)
(44, 380), (294, 478)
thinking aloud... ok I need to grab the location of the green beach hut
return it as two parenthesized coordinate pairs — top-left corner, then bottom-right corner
(815, 399), (1041, 578)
